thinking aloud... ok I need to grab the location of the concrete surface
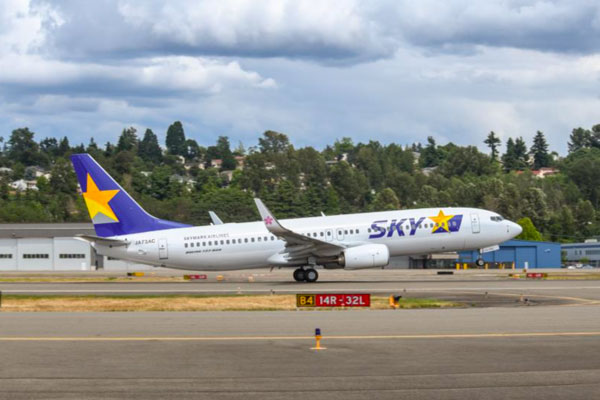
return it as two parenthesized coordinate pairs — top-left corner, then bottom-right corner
(2, 307), (600, 399)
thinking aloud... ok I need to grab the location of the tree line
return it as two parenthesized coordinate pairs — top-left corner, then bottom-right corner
(0, 122), (599, 243)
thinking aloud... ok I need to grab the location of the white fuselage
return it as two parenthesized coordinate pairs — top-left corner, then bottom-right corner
(94, 207), (520, 271)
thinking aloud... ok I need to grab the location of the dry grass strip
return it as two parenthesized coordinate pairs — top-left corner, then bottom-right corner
(0, 295), (459, 312)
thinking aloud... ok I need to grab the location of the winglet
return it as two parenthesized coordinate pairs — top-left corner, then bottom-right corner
(254, 198), (287, 235)
(208, 211), (224, 225)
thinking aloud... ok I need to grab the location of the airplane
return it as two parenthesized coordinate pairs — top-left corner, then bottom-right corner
(71, 153), (523, 282)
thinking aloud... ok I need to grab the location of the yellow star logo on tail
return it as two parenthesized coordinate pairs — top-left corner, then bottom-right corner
(429, 210), (454, 233)
(82, 174), (120, 222)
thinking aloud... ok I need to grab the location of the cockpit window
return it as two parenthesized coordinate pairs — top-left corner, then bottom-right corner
(490, 215), (504, 222)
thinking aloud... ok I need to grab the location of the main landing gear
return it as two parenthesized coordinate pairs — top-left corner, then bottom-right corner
(293, 267), (319, 283)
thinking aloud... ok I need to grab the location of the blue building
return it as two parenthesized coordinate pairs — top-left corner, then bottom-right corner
(458, 239), (561, 268)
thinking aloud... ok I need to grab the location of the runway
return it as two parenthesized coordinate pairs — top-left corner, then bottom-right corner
(3, 279), (600, 304)
(2, 307), (600, 399)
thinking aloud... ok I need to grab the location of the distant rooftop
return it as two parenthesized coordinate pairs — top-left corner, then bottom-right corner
(0, 223), (95, 238)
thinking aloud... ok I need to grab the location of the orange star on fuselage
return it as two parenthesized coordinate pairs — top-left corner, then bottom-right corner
(429, 210), (453, 233)
(82, 174), (120, 222)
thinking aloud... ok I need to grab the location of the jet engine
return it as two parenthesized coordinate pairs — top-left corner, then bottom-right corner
(338, 244), (390, 270)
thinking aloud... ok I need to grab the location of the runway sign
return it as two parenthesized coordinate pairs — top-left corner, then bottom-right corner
(296, 294), (370, 307)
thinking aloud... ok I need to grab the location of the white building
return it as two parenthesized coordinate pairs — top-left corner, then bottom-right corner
(0, 223), (152, 271)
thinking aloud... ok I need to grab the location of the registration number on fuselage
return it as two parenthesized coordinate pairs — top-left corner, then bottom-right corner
(296, 294), (370, 307)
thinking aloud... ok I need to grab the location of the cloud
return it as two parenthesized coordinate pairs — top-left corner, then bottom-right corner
(39, 0), (395, 63)
(28, 0), (600, 65)
(0, 0), (599, 156)
(391, 0), (600, 54)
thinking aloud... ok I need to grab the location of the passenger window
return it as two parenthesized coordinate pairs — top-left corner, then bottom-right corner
(356, 229), (360, 234)
(226, 240), (230, 245)
(271, 236), (275, 241)
(184, 243), (188, 248)
(190, 243), (194, 247)
(251, 238), (255, 242)
(220, 240), (224, 245)
(344, 230), (348, 234)
(202, 242), (206, 246)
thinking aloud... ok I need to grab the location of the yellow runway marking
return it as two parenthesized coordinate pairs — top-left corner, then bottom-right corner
(1, 332), (600, 341)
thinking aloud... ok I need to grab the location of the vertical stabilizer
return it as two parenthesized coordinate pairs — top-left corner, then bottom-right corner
(70, 154), (190, 237)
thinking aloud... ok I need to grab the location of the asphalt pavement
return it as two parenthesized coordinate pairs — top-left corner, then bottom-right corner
(2, 306), (600, 399)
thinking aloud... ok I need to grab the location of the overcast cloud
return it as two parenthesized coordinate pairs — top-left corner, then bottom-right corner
(1, 0), (599, 153)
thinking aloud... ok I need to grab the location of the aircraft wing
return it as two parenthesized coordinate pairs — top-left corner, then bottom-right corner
(254, 198), (345, 263)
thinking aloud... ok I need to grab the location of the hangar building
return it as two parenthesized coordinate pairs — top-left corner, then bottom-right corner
(458, 239), (561, 268)
(562, 241), (600, 267)
(0, 223), (150, 271)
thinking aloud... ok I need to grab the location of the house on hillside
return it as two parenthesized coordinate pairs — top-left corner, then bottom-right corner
(10, 179), (38, 191)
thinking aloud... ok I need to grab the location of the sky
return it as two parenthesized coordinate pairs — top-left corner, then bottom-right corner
(1, 0), (599, 154)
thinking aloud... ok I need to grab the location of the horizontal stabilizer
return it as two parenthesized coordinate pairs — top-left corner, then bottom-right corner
(75, 234), (129, 247)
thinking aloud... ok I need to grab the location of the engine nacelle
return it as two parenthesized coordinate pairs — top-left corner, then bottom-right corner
(339, 244), (390, 270)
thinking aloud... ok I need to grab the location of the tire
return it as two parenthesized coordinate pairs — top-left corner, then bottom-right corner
(293, 269), (306, 282)
(305, 268), (319, 283)
(475, 258), (485, 267)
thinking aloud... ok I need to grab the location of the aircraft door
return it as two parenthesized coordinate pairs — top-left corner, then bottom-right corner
(158, 238), (168, 260)
(470, 213), (480, 234)
(325, 229), (333, 242)
(336, 228), (345, 241)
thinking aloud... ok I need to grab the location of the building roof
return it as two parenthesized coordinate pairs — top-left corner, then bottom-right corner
(0, 223), (95, 238)
(501, 239), (560, 246)
(561, 242), (600, 249)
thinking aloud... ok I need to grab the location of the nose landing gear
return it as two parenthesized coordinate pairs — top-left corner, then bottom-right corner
(293, 267), (319, 283)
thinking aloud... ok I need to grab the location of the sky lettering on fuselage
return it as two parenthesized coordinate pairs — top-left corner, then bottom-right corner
(369, 215), (462, 239)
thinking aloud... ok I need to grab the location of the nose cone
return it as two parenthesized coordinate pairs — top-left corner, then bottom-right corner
(509, 221), (522, 238)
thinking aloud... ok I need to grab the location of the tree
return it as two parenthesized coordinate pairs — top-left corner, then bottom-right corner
(440, 146), (495, 177)
(117, 127), (138, 152)
(258, 130), (290, 153)
(420, 136), (440, 167)
(530, 131), (550, 169)
(568, 127), (591, 153)
(165, 121), (186, 155)
(514, 137), (529, 169)
(502, 137), (529, 171)
(7, 128), (40, 166)
(49, 158), (78, 196)
(562, 148), (600, 207)
(57, 136), (70, 156)
(40, 138), (59, 157)
(138, 129), (163, 164)
(371, 188), (400, 211)
(484, 131), (501, 161)
(516, 217), (542, 241)
(183, 139), (200, 161)
(215, 136), (236, 170)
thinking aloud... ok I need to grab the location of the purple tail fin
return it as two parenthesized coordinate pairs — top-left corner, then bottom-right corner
(70, 154), (190, 237)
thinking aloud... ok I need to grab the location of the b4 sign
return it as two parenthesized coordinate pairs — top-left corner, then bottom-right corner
(296, 293), (371, 307)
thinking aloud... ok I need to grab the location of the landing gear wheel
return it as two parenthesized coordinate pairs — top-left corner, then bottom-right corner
(293, 268), (306, 282)
(475, 258), (485, 267)
(304, 268), (319, 283)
